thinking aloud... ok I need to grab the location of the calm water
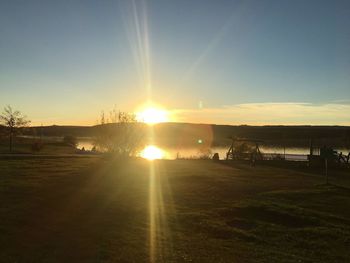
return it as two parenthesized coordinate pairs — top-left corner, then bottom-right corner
(76, 139), (350, 160)
(22, 136), (349, 160)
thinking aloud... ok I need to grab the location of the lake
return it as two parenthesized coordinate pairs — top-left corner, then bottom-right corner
(76, 138), (350, 161)
(19, 136), (349, 160)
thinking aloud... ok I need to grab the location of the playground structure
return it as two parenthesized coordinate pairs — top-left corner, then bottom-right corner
(226, 137), (263, 162)
(308, 140), (350, 167)
(226, 137), (350, 168)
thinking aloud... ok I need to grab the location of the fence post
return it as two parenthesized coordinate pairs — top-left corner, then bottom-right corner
(325, 158), (328, 184)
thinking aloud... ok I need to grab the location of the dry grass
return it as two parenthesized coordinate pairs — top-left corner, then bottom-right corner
(0, 157), (349, 262)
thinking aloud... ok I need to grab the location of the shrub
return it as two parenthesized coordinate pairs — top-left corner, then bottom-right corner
(63, 135), (77, 148)
(31, 141), (44, 152)
(94, 111), (144, 156)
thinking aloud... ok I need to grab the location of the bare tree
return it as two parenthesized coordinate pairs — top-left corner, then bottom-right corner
(100, 110), (105, 125)
(94, 111), (144, 156)
(109, 105), (118, 123)
(0, 106), (30, 152)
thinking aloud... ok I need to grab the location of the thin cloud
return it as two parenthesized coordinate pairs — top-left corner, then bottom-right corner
(171, 102), (350, 125)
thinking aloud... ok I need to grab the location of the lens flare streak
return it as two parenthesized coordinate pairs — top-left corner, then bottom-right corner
(148, 162), (175, 262)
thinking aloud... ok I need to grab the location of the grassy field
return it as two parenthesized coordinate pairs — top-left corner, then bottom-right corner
(0, 157), (350, 262)
(0, 138), (78, 155)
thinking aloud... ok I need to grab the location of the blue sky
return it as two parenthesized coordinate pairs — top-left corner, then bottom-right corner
(0, 0), (349, 125)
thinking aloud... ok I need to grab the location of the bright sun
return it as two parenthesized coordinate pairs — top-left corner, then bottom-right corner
(136, 107), (168, 124)
(140, 145), (164, 160)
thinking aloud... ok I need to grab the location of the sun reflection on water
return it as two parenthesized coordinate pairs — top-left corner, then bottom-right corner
(140, 145), (164, 160)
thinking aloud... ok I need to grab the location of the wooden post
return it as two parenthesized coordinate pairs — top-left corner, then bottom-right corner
(226, 137), (235, 160)
(309, 139), (314, 156)
(325, 158), (328, 185)
(226, 142), (233, 160)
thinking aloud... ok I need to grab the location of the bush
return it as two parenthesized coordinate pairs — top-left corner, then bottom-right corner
(272, 154), (285, 161)
(197, 148), (212, 159)
(63, 135), (77, 148)
(94, 112), (144, 156)
(31, 141), (44, 152)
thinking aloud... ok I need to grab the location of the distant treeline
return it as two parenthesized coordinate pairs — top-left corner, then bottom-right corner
(4, 123), (350, 148)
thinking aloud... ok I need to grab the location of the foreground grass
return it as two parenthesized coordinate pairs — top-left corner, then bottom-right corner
(0, 158), (349, 262)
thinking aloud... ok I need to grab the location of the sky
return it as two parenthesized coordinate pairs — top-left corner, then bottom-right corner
(0, 0), (349, 125)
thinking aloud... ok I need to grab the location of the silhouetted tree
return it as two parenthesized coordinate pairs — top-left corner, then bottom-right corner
(0, 106), (30, 152)
(109, 105), (118, 123)
(94, 111), (144, 156)
(100, 111), (105, 125)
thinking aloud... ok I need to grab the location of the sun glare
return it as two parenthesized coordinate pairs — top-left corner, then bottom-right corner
(140, 145), (164, 160)
(137, 108), (168, 124)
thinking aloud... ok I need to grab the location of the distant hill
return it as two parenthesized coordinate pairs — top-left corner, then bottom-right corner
(23, 125), (93, 137)
(22, 123), (350, 147)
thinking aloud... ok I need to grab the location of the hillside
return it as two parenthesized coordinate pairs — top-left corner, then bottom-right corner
(18, 123), (350, 147)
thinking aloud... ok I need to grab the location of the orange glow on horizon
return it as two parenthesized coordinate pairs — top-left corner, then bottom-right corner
(136, 106), (169, 124)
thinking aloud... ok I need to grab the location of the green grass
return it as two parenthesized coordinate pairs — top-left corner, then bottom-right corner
(0, 158), (349, 262)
